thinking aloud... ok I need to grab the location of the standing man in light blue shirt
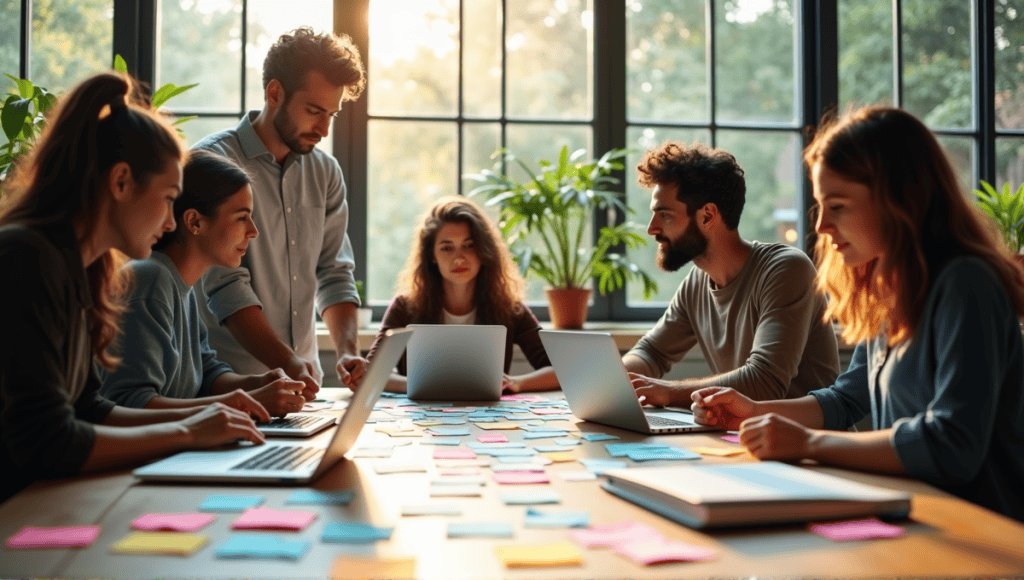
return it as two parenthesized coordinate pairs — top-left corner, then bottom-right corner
(193, 27), (367, 396)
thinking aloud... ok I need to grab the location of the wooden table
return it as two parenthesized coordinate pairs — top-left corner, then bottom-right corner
(3, 391), (1023, 579)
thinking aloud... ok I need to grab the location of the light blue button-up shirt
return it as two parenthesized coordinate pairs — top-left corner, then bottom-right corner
(193, 112), (359, 378)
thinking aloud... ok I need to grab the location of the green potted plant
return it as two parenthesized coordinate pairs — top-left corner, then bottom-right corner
(465, 145), (657, 328)
(355, 280), (373, 328)
(974, 179), (1024, 262)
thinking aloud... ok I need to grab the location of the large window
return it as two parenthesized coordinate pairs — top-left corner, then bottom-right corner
(4, 0), (1019, 322)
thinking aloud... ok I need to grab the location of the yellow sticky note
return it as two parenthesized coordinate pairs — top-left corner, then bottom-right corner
(331, 555), (416, 579)
(476, 421), (521, 430)
(109, 531), (207, 555)
(496, 540), (584, 567)
(541, 451), (577, 463)
(690, 446), (746, 457)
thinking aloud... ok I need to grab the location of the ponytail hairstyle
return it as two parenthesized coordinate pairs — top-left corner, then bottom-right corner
(397, 196), (524, 326)
(153, 149), (250, 252)
(0, 71), (184, 369)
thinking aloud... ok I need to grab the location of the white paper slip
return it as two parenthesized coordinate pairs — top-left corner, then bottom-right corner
(351, 446), (395, 458)
(401, 503), (463, 516)
(374, 462), (429, 474)
(490, 463), (546, 473)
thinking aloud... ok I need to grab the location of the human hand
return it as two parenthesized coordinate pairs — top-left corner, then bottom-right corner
(629, 373), (684, 407)
(181, 403), (265, 447)
(336, 353), (368, 389)
(283, 356), (320, 400)
(502, 374), (520, 394)
(216, 389), (271, 422)
(250, 378), (308, 417)
(738, 413), (817, 461)
(689, 387), (759, 430)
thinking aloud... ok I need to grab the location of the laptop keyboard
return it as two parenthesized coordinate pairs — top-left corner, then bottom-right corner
(231, 445), (323, 471)
(260, 415), (321, 429)
(646, 414), (695, 427)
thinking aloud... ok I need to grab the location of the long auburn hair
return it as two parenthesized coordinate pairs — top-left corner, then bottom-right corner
(805, 106), (1024, 346)
(0, 72), (184, 369)
(397, 196), (524, 326)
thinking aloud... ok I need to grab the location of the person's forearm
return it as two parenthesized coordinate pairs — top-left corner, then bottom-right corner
(322, 302), (359, 357)
(144, 393), (249, 411)
(81, 422), (191, 472)
(622, 353), (656, 377)
(510, 367), (560, 393)
(210, 372), (261, 395)
(805, 428), (906, 474)
(385, 373), (408, 393)
(223, 305), (297, 369)
(102, 405), (193, 426)
(755, 395), (827, 429)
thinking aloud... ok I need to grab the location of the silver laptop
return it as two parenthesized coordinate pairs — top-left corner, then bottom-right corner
(539, 330), (720, 434)
(406, 324), (505, 401)
(256, 413), (336, 437)
(133, 329), (413, 484)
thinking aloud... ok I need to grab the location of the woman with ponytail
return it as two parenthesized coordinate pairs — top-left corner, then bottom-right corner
(0, 72), (265, 504)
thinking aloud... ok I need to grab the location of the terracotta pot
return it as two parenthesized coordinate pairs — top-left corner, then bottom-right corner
(545, 287), (591, 329)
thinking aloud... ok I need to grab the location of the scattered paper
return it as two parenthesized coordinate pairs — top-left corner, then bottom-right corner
(285, 490), (354, 506)
(558, 470), (598, 482)
(215, 534), (310, 560)
(540, 451), (577, 463)
(331, 555), (416, 579)
(475, 422), (521, 431)
(419, 437), (461, 445)
(578, 458), (628, 475)
(432, 447), (478, 460)
(109, 531), (207, 556)
(614, 537), (716, 565)
(5, 525), (101, 549)
(498, 490), (562, 505)
(689, 446), (746, 457)
(430, 484), (484, 497)
(580, 433), (620, 442)
(373, 462), (429, 474)
(231, 508), (317, 531)
(321, 521), (394, 543)
(493, 471), (550, 484)
(810, 519), (906, 541)
(426, 427), (471, 437)
(569, 521), (663, 548)
(199, 494), (263, 512)
(401, 503), (463, 516)
(447, 521), (515, 538)
(524, 508), (591, 529)
(477, 433), (509, 443)
(496, 540), (584, 567)
(131, 513), (215, 532)
(721, 434), (742, 444)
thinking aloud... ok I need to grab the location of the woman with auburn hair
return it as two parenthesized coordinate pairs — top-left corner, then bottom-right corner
(688, 106), (1024, 521)
(0, 72), (265, 504)
(365, 196), (558, 394)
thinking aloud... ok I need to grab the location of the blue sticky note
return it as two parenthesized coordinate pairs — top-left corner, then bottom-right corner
(533, 445), (566, 453)
(215, 534), (309, 560)
(199, 494), (264, 512)
(523, 508), (590, 528)
(604, 442), (668, 457)
(467, 441), (526, 450)
(578, 458), (628, 475)
(487, 447), (537, 457)
(285, 490), (353, 506)
(523, 431), (568, 440)
(447, 521), (515, 538)
(580, 433), (619, 442)
(498, 490), (562, 505)
(439, 417), (467, 425)
(554, 437), (580, 446)
(321, 521), (394, 543)
(626, 446), (700, 461)
(427, 427), (471, 437)
(420, 437), (462, 446)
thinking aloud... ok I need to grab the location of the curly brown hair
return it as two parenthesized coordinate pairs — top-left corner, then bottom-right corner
(806, 105), (1024, 346)
(396, 196), (525, 326)
(262, 26), (365, 102)
(636, 141), (746, 230)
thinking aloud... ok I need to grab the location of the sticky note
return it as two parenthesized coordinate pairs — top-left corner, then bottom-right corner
(810, 519), (906, 541)
(5, 525), (100, 548)
(614, 537), (716, 565)
(540, 451), (577, 463)
(554, 437), (580, 446)
(496, 540), (584, 567)
(199, 494), (263, 512)
(477, 433), (509, 443)
(569, 521), (663, 548)
(499, 490), (562, 505)
(420, 437), (461, 445)
(331, 555), (416, 579)
(350, 445), (395, 458)
(721, 434), (742, 444)
(626, 447), (700, 461)
(427, 427), (471, 436)
(578, 458), (627, 475)
(130, 513), (214, 532)
(231, 508), (317, 531)
(493, 471), (550, 484)
(605, 442), (667, 457)
(476, 421), (521, 430)
(439, 467), (480, 476)
(321, 521), (394, 543)
(485, 447), (537, 457)
(374, 462), (428, 474)
(490, 462), (545, 472)
(580, 433), (619, 442)
(523, 431), (567, 440)
(558, 470), (598, 482)
(285, 490), (354, 506)
(215, 534), (309, 560)
(432, 447), (478, 460)
(501, 394), (546, 402)
(447, 521), (515, 538)
(401, 503), (463, 516)
(110, 531), (208, 556)
(690, 446), (746, 457)
(524, 508), (590, 528)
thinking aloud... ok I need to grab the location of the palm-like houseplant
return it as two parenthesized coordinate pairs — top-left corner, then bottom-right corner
(466, 145), (657, 328)
(974, 179), (1024, 257)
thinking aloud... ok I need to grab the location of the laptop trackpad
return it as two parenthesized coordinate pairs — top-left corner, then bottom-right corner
(645, 410), (698, 425)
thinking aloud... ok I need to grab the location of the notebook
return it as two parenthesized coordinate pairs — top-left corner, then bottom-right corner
(256, 413), (336, 437)
(133, 329), (413, 484)
(601, 461), (912, 529)
(405, 324), (505, 401)
(539, 330), (719, 434)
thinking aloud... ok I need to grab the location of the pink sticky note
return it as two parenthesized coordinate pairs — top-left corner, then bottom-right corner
(500, 394), (545, 402)
(477, 433), (509, 443)
(614, 537), (716, 565)
(132, 513), (215, 532)
(433, 448), (478, 460)
(568, 521), (663, 549)
(721, 434), (741, 444)
(493, 471), (551, 484)
(6, 525), (101, 548)
(810, 519), (905, 541)
(231, 508), (317, 531)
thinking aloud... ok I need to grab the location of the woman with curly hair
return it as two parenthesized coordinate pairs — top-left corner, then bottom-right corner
(689, 105), (1024, 522)
(365, 196), (558, 394)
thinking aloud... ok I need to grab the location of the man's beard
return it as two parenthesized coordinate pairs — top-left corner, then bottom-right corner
(656, 219), (708, 272)
(273, 104), (319, 155)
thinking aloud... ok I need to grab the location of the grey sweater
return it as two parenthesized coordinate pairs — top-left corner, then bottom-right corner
(100, 252), (232, 407)
(627, 242), (840, 400)
(811, 256), (1024, 522)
